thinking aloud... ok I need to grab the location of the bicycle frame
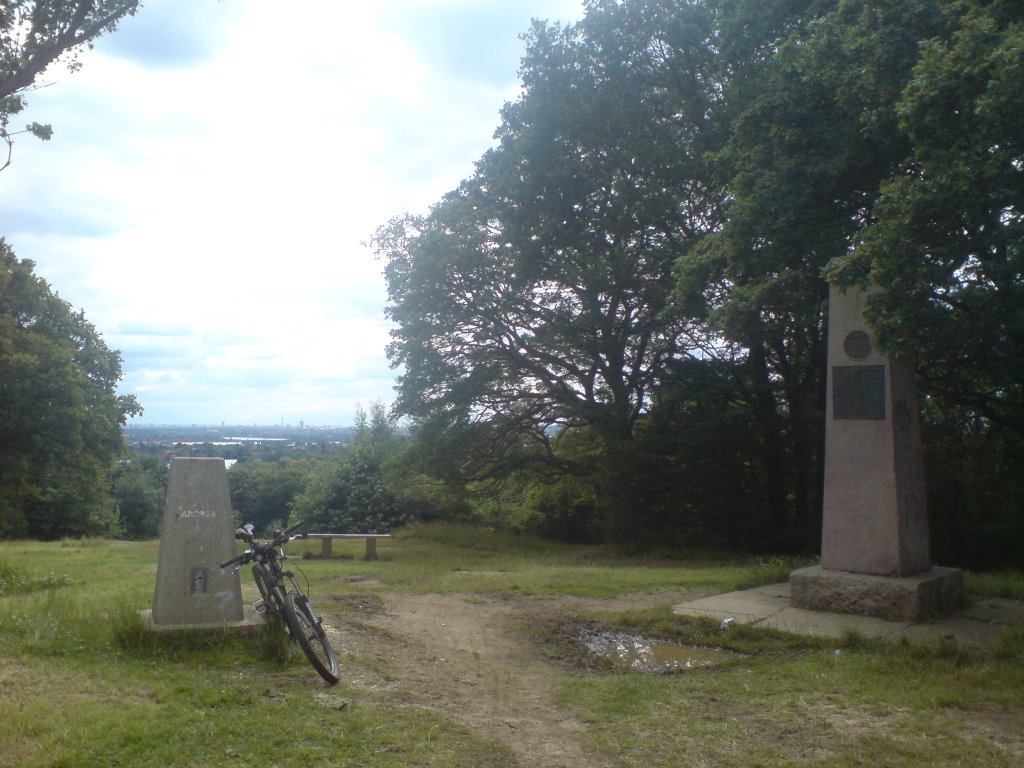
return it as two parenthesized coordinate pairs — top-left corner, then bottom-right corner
(220, 521), (340, 684)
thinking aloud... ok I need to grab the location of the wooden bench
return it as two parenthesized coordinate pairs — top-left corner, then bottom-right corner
(304, 533), (391, 561)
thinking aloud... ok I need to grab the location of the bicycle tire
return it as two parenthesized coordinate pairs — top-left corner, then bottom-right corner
(285, 590), (340, 684)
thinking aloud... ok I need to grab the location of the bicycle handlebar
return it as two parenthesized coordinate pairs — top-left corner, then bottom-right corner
(219, 520), (307, 569)
(219, 552), (250, 569)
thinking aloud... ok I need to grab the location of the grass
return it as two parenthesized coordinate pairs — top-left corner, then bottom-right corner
(552, 621), (1024, 767)
(0, 533), (514, 768)
(2, 524), (1022, 767)
(298, 522), (808, 599)
(965, 569), (1024, 601)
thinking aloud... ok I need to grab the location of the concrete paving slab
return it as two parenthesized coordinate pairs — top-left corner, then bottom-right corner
(958, 598), (1024, 626)
(897, 616), (1007, 647)
(673, 583), (1022, 647)
(673, 583), (791, 626)
(765, 606), (910, 640)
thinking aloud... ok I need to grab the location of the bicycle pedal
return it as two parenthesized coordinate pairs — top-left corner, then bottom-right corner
(252, 599), (267, 614)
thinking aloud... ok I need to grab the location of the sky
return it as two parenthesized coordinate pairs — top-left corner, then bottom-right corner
(0, 0), (585, 426)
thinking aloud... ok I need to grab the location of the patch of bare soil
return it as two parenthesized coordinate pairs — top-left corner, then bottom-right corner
(326, 592), (624, 768)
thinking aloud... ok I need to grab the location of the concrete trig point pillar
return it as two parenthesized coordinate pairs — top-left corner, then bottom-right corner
(790, 285), (962, 620)
(145, 457), (258, 631)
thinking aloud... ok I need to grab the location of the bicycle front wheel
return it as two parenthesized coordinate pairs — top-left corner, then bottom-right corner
(284, 591), (340, 684)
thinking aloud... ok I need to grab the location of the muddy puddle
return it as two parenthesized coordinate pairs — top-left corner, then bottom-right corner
(580, 630), (742, 672)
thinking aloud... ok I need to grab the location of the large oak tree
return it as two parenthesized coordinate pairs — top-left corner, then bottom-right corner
(373, 14), (722, 526)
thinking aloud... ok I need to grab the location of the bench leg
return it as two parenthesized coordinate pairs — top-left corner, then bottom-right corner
(322, 539), (332, 558)
(365, 538), (378, 561)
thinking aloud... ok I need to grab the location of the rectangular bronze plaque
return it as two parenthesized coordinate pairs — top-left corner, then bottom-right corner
(833, 365), (886, 420)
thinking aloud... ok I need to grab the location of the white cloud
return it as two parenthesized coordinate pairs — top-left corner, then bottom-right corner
(0, 0), (584, 425)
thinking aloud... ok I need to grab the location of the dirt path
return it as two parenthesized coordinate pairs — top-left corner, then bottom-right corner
(321, 588), (1024, 767)
(326, 591), (630, 768)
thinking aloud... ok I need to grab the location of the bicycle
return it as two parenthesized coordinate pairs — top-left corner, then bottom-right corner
(220, 520), (341, 684)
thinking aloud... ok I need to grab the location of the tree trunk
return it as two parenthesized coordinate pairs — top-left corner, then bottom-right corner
(747, 339), (789, 551)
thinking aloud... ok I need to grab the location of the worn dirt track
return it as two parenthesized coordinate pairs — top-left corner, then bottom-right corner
(317, 587), (1024, 768)
(324, 590), (651, 768)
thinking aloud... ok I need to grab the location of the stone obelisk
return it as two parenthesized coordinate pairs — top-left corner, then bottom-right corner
(790, 284), (962, 620)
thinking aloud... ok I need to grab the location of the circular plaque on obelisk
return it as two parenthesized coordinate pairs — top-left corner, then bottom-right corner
(843, 330), (872, 359)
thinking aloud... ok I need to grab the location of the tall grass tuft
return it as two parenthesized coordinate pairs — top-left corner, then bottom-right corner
(994, 625), (1024, 661)
(966, 570), (1024, 600)
(733, 555), (817, 590)
(0, 558), (73, 595)
(110, 600), (156, 653)
(110, 599), (288, 667)
(257, 613), (291, 664)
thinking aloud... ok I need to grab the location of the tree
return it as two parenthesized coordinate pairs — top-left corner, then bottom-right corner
(228, 458), (316, 536)
(817, 0), (1024, 568)
(291, 409), (413, 534)
(828, 0), (1024, 436)
(373, 12), (723, 534)
(374, 0), (1022, 556)
(0, 241), (140, 538)
(663, 0), (960, 550)
(1, 0), (140, 170)
(111, 453), (166, 539)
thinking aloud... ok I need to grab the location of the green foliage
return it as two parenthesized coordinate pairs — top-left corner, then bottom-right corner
(0, 558), (72, 595)
(25, 121), (52, 140)
(291, 405), (416, 533)
(629, 360), (769, 549)
(810, 1), (1024, 568)
(833, 0), (1024, 437)
(524, 474), (600, 543)
(228, 458), (316, 536)
(371, 0), (1023, 561)
(372, 8), (719, 524)
(1, 6), (144, 537)
(0, 243), (141, 539)
(1, 2), (140, 170)
(921, 402), (1024, 569)
(291, 448), (400, 533)
(673, 0), (959, 551)
(110, 454), (167, 540)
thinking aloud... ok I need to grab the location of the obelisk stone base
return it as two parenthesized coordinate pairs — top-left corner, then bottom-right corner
(790, 565), (964, 621)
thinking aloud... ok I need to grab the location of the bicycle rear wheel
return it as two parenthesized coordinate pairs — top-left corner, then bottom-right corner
(284, 591), (340, 684)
